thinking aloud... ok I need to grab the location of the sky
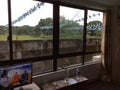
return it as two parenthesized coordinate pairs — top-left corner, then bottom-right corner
(0, 0), (103, 26)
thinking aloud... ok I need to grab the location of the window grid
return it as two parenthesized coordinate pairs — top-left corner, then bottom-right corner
(0, 0), (103, 75)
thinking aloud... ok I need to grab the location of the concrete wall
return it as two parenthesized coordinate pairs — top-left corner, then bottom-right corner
(0, 39), (101, 60)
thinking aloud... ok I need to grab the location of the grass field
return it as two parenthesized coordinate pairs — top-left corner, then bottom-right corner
(0, 34), (100, 41)
(0, 35), (53, 41)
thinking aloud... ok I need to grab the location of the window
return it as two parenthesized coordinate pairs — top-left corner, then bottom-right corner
(33, 60), (53, 75)
(57, 56), (82, 69)
(59, 6), (84, 54)
(11, 0), (53, 59)
(0, 0), (104, 75)
(0, 0), (9, 60)
(85, 10), (103, 62)
(86, 10), (103, 52)
(85, 53), (101, 62)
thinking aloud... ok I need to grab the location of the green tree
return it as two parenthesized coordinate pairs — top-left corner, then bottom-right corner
(34, 18), (53, 36)
(12, 25), (34, 35)
(60, 16), (82, 39)
(60, 16), (80, 29)
(0, 26), (6, 35)
(95, 30), (102, 37)
(87, 21), (102, 37)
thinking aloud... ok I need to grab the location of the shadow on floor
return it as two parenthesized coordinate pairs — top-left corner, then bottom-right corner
(84, 81), (120, 90)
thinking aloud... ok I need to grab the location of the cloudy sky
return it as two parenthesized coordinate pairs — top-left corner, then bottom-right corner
(0, 0), (103, 26)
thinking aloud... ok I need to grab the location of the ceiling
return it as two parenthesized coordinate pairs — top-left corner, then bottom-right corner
(88, 0), (120, 5)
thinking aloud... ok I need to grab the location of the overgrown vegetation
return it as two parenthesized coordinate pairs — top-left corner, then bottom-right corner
(0, 16), (102, 41)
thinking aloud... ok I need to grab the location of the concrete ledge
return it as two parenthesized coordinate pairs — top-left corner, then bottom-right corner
(33, 61), (101, 86)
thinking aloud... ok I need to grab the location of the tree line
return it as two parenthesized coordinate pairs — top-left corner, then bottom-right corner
(0, 16), (102, 38)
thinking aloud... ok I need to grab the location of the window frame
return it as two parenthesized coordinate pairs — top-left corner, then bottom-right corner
(0, 0), (104, 75)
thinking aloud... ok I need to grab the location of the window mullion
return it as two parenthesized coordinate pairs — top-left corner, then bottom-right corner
(82, 9), (87, 65)
(53, 2), (59, 71)
(8, 0), (13, 61)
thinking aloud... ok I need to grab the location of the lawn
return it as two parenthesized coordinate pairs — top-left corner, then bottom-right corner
(0, 35), (53, 41)
(0, 34), (100, 41)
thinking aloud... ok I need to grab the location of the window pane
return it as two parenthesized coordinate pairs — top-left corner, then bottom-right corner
(57, 56), (82, 69)
(85, 53), (101, 62)
(0, 0), (9, 60)
(86, 10), (103, 52)
(59, 6), (84, 54)
(11, 0), (53, 59)
(32, 60), (53, 75)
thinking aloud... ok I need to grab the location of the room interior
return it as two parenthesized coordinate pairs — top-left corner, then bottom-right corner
(0, 0), (120, 90)
(33, 0), (120, 85)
